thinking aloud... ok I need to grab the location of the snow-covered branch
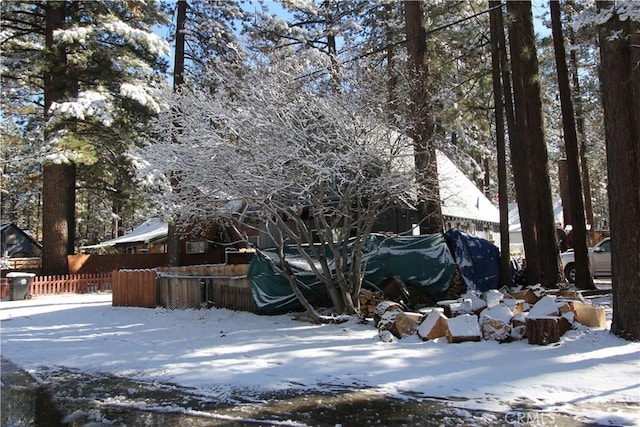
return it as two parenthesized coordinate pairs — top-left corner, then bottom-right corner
(139, 57), (416, 317)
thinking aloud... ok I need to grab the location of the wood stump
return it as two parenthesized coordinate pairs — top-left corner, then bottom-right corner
(526, 317), (561, 345)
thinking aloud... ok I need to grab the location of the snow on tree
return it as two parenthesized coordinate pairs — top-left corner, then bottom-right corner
(1, 1), (171, 269)
(164, 0), (246, 88)
(137, 55), (416, 321)
(245, 0), (365, 91)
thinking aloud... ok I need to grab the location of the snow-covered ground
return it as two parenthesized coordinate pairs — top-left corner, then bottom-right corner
(1, 291), (638, 426)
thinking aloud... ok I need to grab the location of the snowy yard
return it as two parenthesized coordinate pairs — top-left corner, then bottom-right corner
(1, 291), (639, 426)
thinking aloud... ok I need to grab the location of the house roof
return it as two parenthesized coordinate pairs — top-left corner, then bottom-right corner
(1, 221), (42, 257)
(80, 217), (168, 250)
(437, 151), (500, 224)
(508, 198), (564, 233)
(81, 152), (499, 252)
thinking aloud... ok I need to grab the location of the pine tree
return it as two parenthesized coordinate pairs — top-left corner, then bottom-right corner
(245, 0), (364, 91)
(506, 1), (563, 286)
(1, 0), (170, 273)
(404, 0), (443, 234)
(596, 1), (640, 340)
(550, 0), (594, 289)
(164, 0), (246, 88)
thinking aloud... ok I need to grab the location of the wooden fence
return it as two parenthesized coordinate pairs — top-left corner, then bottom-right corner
(68, 253), (168, 274)
(112, 264), (256, 312)
(1, 273), (112, 299)
(112, 270), (157, 308)
(0, 278), (7, 299)
(30, 273), (112, 296)
(67, 249), (227, 274)
(1, 265), (257, 313)
(2, 257), (41, 275)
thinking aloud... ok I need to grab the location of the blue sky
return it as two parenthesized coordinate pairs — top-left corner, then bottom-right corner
(156, 1), (552, 80)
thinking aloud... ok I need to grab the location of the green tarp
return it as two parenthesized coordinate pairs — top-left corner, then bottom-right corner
(248, 233), (455, 314)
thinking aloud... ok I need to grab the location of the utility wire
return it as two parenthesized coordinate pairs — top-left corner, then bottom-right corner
(347, 2), (502, 64)
(296, 2), (503, 81)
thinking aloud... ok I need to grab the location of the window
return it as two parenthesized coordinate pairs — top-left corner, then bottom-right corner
(186, 240), (209, 254)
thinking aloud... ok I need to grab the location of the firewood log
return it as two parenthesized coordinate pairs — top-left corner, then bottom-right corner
(374, 300), (404, 326)
(417, 309), (449, 341)
(526, 317), (561, 345)
(446, 314), (481, 343)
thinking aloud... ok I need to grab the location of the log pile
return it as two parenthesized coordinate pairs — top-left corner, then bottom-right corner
(359, 288), (384, 319)
(366, 284), (608, 345)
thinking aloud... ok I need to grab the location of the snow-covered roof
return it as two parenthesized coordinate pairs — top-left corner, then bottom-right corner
(437, 151), (499, 224)
(81, 153), (499, 251)
(80, 217), (168, 250)
(508, 198), (564, 233)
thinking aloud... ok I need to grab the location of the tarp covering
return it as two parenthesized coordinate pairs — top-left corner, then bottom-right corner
(248, 233), (455, 314)
(248, 246), (332, 314)
(444, 228), (500, 293)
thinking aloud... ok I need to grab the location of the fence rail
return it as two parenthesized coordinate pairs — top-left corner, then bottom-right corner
(1, 273), (112, 299)
(30, 273), (112, 296)
(5, 257), (41, 270)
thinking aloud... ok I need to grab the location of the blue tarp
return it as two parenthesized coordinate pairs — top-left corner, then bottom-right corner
(248, 233), (456, 314)
(444, 228), (501, 293)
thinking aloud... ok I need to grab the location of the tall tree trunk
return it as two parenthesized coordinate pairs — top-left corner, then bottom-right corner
(550, 1), (594, 289)
(384, 3), (398, 124)
(505, 1), (540, 284)
(507, 1), (562, 287)
(404, 0), (443, 235)
(482, 157), (491, 198)
(496, 0), (520, 265)
(173, 0), (186, 89)
(597, 1), (640, 340)
(42, 163), (75, 275)
(42, 1), (74, 275)
(565, 4), (596, 244)
(324, 0), (340, 93)
(167, 0), (187, 267)
(489, 1), (512, 286)
(558, 159), (572, 227)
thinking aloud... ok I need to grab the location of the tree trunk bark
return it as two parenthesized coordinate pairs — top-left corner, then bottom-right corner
(42, 1), (74, 275)
(324, 0), (340, 93)
(565, 6), (596, 245)
(42, 163), (75, 275)
(384, 3), (398, 124)
(404, 0), (443, 235)
(174, 0), (186, 88)
(506, 1), (540, 284)
(507, 1), (562, 287)
(597, 1), (640, 340)
(167, 0), (187, 267)
(489, 1), (512, 287)
(550, 0), (594, 289)
(526, 317), (561, 345)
